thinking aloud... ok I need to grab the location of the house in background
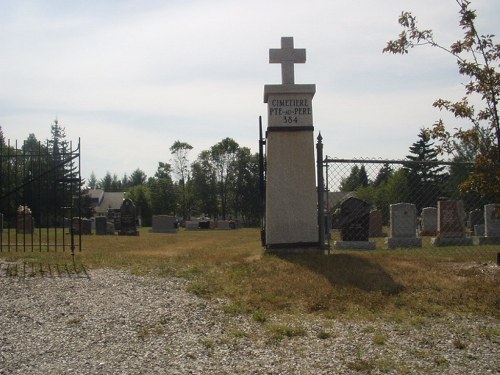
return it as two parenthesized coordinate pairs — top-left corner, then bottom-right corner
(88, 189), (125, 217)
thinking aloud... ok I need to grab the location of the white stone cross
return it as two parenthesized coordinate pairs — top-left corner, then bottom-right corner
(269, 37), (306, 84)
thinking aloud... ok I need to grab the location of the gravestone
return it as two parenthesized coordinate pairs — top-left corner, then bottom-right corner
(385, 203), (422, 249)
(106, 221), (115, 235)
(107, 208), (121, 231)
(216, 220), (236, 230)
(476, 204), (500, 245)
(119, 198), (139, 236)
(71, 216), (83, 234)
(334, 197), (375, 250)
(185, 220), (199, 230)
(468, 208), (485, 236)
(151, 215), (178, 233)
(95, 216), (108, 235)
(82, 218), (92, 235)
(369, 209), (385, 237)
(468, 209), (484, 229)
(199, 220), (211, 229)
(420, 207), (437, 236)
(431, 200), (473, 246)
(263, 36), (319, 252)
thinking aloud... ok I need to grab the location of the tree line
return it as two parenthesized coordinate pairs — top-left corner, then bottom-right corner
(87, 137), (260, 227)
(338, 128), (492, 224)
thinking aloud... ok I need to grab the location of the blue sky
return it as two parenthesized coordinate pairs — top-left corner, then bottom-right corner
(1, 0), (499, 181)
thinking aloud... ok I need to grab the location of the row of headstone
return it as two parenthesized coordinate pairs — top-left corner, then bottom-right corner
(334, 198), (500, 249)
(185, 220), (239, 230)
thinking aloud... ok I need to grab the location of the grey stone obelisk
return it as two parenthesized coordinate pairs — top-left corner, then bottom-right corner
(263, 37), (319, 250)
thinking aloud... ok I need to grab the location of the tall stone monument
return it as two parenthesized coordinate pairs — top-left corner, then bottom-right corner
(263, 37), (319, 250)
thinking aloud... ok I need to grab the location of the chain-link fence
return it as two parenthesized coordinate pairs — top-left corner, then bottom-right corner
(324, 157), (500, 261)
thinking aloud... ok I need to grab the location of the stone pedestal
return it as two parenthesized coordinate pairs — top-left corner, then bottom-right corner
(263, 37), (319, 250)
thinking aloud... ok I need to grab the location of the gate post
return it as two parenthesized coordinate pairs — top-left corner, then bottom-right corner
(316, 133), (325, 251)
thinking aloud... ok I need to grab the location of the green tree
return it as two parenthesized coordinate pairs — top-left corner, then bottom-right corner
(340, 165), (369, 191)
(356, 168), (410, 224)
(147, 162), (176, 216)
(373, 163), (393, 187)
(232, 147), (260, 225)
(170, 141), (193, 220)
(126, 185), (152, 226)
(191, 150), (218, 218)
(88, 172), (98, 189)
(384, 0), (500, 201)
(403, 129), (447, 211)
(210, 137), (239, 220)
(129, 168), (147, 187)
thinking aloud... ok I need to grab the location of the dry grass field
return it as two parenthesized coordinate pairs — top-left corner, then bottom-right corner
(1, 227), (499, 323)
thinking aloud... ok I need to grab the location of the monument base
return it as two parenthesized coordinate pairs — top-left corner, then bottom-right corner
(474, 236), (500, 245)
(385, 237), (422, 249)
(334, 241), (376, 250)
(266, 242), (323, 255)
(431, 237), (474, 246)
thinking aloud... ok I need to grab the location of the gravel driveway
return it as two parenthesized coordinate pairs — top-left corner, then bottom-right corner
(1, 268), (498, 374)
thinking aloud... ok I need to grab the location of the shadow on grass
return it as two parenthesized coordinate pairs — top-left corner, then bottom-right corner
(280, 253), (405, 295)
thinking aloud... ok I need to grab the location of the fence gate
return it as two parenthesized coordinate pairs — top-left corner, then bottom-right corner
(0, 138), (84, 274)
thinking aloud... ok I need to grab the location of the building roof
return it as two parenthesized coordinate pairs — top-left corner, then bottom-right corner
(92, 191), (125, 214)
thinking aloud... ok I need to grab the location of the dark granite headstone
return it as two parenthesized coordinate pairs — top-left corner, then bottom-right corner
(340, 197), (370, 241)
(95, 216), (107, 235)
(119, 198), (138, 236)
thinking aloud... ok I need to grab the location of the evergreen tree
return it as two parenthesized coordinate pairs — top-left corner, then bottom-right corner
(340, 165), (369, 191)
(373, 163), (393, 187)
(88, 172), (98, 189)
(404, 129), (447, 210)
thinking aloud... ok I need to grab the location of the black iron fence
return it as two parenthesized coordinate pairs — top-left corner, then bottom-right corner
(0, 138), (82, 259)
(322, 156), (500, 261)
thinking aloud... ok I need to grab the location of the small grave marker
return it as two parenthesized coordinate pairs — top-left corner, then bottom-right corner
(385, 203), (422, 249)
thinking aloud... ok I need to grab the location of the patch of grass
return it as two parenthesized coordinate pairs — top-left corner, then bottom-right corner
(434, 356), (449, 370)
(136, 324), (165, 340)
(346, 358), (375, 372)
(188, 281), (213, 297)
(373, 333), (386, 346)
(265, 323), (306, 341)
(222, 302), (247, 316)
(317, 331), (331, 340)
(252, 309), (268, 323)
(453, 338), (467, 349)
(200, 337), (215, 354)
(4, 227), (499, 324)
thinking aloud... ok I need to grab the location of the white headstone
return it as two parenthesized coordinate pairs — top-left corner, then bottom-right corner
(385, 203), (422, 249)
(484, 204), (500, 237)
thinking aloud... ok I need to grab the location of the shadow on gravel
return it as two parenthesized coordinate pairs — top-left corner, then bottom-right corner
(0, 261), (90, 279)
(280, 253), (404, 295)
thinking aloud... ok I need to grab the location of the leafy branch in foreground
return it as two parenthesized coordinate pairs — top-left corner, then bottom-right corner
(383, 0), (500, 201)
